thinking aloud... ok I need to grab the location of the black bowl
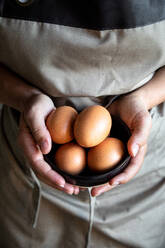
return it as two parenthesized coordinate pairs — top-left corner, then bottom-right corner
(44, 115), (131, 187)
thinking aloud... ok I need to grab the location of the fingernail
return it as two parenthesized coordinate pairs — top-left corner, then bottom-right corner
(59, 184), (65, 188)
(132, 144), (139, 157)
(68, 190), (73, 195)
(76, 188), (80, 195)
(111, 181), (120, 186)
(74, 190), (79, 195)
(40, 140), (48, 151)
(80, 188), (86, 191)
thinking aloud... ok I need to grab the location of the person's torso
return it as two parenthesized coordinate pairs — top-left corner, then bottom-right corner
(0, 0), (165, 109)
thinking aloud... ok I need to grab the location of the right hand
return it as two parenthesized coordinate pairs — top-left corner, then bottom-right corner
(91, 92), (152, 196)
(18, 93), (79, 195)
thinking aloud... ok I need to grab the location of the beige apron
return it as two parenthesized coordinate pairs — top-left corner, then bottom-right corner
(0, 1), (165, 247)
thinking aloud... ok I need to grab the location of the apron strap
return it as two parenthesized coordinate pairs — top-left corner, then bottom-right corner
(85, 187), (96, 248)
(30, 168), (42, 229)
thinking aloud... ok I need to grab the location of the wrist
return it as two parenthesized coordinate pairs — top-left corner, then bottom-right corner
(131, 67), (165, 110)
(20, 89), (42, 113)
(128, 88), (149, 111)
(0, 64), (42, 112)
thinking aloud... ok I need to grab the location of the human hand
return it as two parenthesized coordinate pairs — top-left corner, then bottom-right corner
(91, 92), (152, 197)
(18, 93), (79, 195)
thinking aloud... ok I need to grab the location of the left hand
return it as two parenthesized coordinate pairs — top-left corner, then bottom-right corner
(18, 94), (80, 195)
(91, 91), (152, 197)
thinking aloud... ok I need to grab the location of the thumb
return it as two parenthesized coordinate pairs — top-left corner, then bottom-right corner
(127, 111), (152, 157)
(24, 112), (52, 155)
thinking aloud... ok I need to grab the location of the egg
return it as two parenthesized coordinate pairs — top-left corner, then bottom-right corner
(74, 105), (112, 147)
(46, 106), (78, 144)
(87, 137), (125, 172)
(54, 142), (86, 175)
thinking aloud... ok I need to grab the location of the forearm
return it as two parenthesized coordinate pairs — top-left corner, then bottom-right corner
(0, 64), (41, 112)
(135, 66), (165, 110)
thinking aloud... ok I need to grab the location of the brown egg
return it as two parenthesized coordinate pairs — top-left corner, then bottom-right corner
(87, 137), (125, 172)
(55, 142), (86, 175)
(74, 105), (112, 147)
(46, 106), (78, 144)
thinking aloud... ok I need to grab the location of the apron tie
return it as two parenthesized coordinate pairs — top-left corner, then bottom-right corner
(30, 169), (42, 229)
(85, 187), (96, 248)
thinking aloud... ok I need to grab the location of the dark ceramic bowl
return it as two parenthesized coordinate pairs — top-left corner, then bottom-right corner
(44, 115), (131, 187)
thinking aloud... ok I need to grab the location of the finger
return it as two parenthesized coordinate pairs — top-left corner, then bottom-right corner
(24, 109), (54, 154)
(80, 187), (87, 191)
(37, 174), (79, 195)
(37, 174), (67, 192)
(91, 183), (117, 197)
(34, 160), (79, 194)
(110, 144), (147, 186)
(59, 182), (78, 195)
(74, 186), (80, 195)
(33, 160), (65, 188)
(18, 116), (65, 188)
(128, 111), (151, 157)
